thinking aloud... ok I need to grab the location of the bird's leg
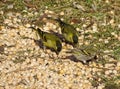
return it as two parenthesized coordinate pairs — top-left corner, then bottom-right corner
(56, 55), (59, 58)
(56, 53), (63, 62)
(49, 52), (60, 61)
(43, 45), (47, 53)
(54, 54), (62, 62)
(35, 31), (39, 40)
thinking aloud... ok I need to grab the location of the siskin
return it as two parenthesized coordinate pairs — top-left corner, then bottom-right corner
(31, 27), (62, 55)
(68, 45), (98, 64)
(55, 18), (79, 47)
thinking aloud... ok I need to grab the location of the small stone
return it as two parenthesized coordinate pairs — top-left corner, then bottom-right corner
(92, 25), (97, 32)
(98, 38), (103, 42)
(104, 50), (111, 53)
(41, 52), (46, 58)
(8, 22), (13, 27)
(79, 35), (84, 40)
(112, 70), (117, 74)
(105, 63), (114, 68)
(28, 13), (33, 17)
(117, 62), (120, 67)
(97, 84), (105, 89)
(118, 24), (120, 28)
(82, 24), (87, 28)
(76, 28), (80, 31)
(59, 11), (64, 16)
(24, 52), (29, 56)
(45, 10), (49, 13)
(114, 34), (118, 38)
(13, 18), (18, 22)
(43, 26), (49, 31)
(15, 85), (23, 89)
(34, 12), (38, 15)
(118, 36), (120, 41)
(0, 11), (4, 15)
(7, 4), (13, 9)
(104, 39), (109, 44)
(110, 11), (114, 15)
(70, 22), (74, 25)
(48, 11), (54, 14)
(25, 23), (31, 28)
(16, 13), (21, 16)
(84, 41), (89, 45)
(105, 70), (109, 75)
(52, 25), (57, 29)
(4, 19), (11, 24)
(111, 32), (115, 35)
(109, 19), (114, 24)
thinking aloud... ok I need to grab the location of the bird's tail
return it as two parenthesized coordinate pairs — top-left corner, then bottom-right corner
(56, 40), (62, 53)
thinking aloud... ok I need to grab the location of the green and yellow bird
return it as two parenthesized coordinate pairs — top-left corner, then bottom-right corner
(55, 18), (79, 47)
(31, 27), (62, 55)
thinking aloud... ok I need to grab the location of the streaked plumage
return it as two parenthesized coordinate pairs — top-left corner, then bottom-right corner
(68, 45), (98, 64)
(31, 27), (62, 55)
(55, 18), (79, 46)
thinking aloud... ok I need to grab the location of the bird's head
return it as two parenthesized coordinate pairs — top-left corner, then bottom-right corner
(36, 28), (44, 37)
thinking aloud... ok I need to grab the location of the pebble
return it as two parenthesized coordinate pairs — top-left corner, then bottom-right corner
(0, 11), (4, 15)
(109, 19), (114, 24)
(40, 52), (46, 58)
(118, 24), (120, 28)
(92, 25), (98, 32)
(105, 0), (109, 3)
(25, 23), (31, 28)
(43, 26), (50, 31)
(28, 13), (34, 17)
(45, 10), (49, 14)
(112, 70), (117, 74)
(59, 11), (64, 16)
(104, 39), (109, 44)
(48, 10), (54, 14)
(117, 62), (120, 67)
(97, 84), (105, 89)
(4, 19), (11, 24)
(83, 24), (87, 28)
(7, 4), (13, 9)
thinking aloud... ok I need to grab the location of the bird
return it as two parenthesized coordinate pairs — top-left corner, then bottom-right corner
(47, 17), (79, 47)
(67, 45), (98, 64)
(30, 27), (62, 55)
(56, 18), (79, 47)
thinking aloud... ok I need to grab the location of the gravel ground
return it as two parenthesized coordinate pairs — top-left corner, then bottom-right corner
(0, 10), (120, 89)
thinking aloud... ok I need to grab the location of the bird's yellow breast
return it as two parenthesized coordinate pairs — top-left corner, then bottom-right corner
(43, 39), (56, 49)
